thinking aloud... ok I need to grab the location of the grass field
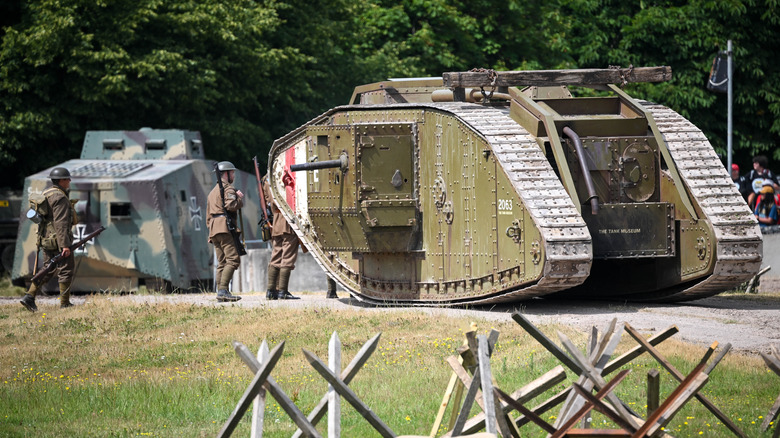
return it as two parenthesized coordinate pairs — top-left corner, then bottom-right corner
(1, 286), (779, 437)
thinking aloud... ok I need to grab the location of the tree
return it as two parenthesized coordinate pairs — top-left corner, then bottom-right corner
(350, 0), (568, 80)
(0, 0), (306, 187)
(552, 0), (780, 167)
(2, 0), (777, 189)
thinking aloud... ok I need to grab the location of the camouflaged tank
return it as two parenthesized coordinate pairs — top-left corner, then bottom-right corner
(267, 67), (762, 304)
(11, 129), (261, 292)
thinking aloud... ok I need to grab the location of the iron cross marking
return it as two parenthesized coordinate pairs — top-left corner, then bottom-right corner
(189, 196), (202, 231)
(72, 224), (95, 254)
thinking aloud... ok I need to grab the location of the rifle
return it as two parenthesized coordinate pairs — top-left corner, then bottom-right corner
(31, 226), (105, 284)
(253, 156), (272, 242)
(213, 163), (247, 256)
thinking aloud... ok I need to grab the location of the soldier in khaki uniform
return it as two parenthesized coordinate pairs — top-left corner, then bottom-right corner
(20, 167), (77, 311)
(207, 161), (243, 302)
(262, 174), (301, 300)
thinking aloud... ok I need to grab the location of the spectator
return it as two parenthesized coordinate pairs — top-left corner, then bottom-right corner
(754, 182), (778, 228)
(731, 163), (741, 191)
(739, 155), (780, 208)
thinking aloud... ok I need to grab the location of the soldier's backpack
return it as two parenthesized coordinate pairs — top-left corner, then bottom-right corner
(27, 193), (59, 251)
(26, 193), (48, 225)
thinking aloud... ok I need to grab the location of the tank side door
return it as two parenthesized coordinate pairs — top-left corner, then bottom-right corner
(304, 125), (368, 252)
(355, 123), (419, 253)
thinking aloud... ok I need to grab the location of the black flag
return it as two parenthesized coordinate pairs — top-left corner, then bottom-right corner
(707, 54), (728, 93)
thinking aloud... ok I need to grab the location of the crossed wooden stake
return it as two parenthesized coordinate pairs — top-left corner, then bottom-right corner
(511, 312), (743, 437)
(218, 313), (744, 437)
(760, 345), (780, 438)
(432, 313), (742, 437)
(218, 332), (388, 438)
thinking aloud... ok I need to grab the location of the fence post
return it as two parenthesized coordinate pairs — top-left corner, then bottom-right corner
(329, 332), (342, 438)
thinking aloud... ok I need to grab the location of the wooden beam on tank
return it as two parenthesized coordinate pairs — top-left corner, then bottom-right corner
(443, 66), (672, 88)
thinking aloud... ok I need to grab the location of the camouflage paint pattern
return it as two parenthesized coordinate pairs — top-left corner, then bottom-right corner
(12, 129), (261, 292)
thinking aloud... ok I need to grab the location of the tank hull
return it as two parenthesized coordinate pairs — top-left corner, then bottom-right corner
(268, 71), (762, 304)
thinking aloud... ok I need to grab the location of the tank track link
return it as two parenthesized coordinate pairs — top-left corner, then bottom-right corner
(637, 101), (762, 302)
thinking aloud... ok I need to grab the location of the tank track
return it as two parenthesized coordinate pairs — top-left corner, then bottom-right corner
(277, 101), (760, 305)
(637, 101), (762, 302)
(436, 103), (591, 304)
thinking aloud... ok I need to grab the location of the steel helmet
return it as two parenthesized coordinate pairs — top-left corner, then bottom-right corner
(216, 161), (237, 172)
(49, 167), (71, 180)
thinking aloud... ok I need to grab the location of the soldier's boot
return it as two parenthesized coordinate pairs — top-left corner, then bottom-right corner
(276, 268), (300, 300)
(59, 282), (73, 308)
(20, 282), (39, 312)
(326, 277), (338, 299)
(266, 266), (280, 300)
(276, 290), (299, 300)
(216, 266), (241, 302)
(217, 289), (241, 302)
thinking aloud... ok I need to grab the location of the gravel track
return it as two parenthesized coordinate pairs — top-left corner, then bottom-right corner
(3, 291), (778, 354)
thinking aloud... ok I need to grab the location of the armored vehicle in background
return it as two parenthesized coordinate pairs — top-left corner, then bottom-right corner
(0, 190), (22, 274)
(267, 67), (762, 304)
(12, 129), (261, 292)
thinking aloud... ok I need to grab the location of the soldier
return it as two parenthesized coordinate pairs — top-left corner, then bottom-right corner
(20, 167), (77, 311)
(263, 174), (301, 300)
(207, 161), (243, 302)
(326, 276), (338, 299)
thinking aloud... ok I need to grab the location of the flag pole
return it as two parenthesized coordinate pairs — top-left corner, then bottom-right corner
(727, 39), (733, 171)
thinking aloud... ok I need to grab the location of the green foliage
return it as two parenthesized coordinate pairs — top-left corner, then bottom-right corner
(0, 0), (305, 182)
(350, 0), (568, 79)
(0, 0), (778, 186)
(554, 0), (780, 166)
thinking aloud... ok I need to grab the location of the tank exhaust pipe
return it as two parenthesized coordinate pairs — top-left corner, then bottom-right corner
(562, 126), (599, 215)
(290, 152), (348, 173)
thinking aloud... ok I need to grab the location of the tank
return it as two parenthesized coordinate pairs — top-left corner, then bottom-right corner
(0, 190), (23, 274)
(266, 67), (762, 304)
(11, 129), (261, 292)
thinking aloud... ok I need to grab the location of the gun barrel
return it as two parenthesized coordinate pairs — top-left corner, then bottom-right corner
(290, 159), (342, 172)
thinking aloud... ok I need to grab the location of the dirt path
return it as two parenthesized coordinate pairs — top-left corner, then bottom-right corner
(3, 291), (779, 354)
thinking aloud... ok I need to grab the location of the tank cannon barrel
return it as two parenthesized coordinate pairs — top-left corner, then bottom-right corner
(290, 153), (348, 173)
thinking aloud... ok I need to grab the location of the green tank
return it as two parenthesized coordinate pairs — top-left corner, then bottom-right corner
(11, 128), (261, 292)
(267, 67), (762, 304)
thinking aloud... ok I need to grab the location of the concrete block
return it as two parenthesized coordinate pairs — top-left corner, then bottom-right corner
(759, 226), (779, 293)
(230, 241), (339, 293)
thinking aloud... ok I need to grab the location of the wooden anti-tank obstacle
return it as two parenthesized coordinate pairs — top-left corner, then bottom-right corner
(509, 312), (742, 437)
(220, 332), (386, 438)
(218, 314), (744, 437)
(430, 313), (741, 437)
(760, 344), (780, 438)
